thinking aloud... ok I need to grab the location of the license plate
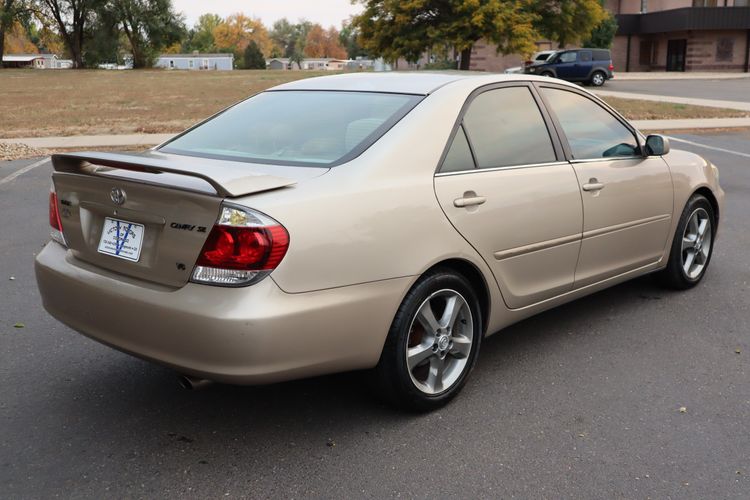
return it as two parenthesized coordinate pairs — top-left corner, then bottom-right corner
(97, 217), (145, 262)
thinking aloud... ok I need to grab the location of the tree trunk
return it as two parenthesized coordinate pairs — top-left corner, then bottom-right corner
(459, 46), (472, 71)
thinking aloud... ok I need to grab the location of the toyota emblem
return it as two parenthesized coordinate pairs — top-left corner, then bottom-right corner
(110, 187), (127, 206)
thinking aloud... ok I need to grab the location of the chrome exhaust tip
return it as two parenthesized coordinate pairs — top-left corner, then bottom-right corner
(178, 375), (213, 390)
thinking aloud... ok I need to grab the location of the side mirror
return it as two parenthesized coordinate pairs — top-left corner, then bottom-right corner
(645, 134), (670, 156)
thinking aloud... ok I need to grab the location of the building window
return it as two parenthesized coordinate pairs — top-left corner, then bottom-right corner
(640, 0), (647, 12)
(716, 38), (734, 62)
(734, 0), (748, 6)
(189, 59), (194, 68)
(639, 40), (655, 65)
(692, 0), (717, 5)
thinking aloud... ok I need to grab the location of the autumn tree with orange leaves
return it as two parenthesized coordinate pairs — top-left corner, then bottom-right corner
(303, 23), (346, 59)
(213, 12), (274, 67)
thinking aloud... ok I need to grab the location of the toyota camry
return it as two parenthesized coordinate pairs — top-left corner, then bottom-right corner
(35, 72), (724, 411)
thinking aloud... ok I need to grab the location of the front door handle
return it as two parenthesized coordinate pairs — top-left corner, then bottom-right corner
(582, 178), (605, 192)
(453, 195), (487, 208)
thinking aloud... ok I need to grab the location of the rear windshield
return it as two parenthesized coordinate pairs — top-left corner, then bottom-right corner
(160, 90), (422, 167)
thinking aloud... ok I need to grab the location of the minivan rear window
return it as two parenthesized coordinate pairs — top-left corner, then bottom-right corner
(160, 91), (422, 167)
(592, 49), (611, 61)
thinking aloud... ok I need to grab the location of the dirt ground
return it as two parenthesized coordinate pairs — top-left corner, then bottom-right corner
(0, 69), (745, 139)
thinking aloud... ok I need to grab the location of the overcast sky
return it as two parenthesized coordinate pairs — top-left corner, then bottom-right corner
(172, 0), (362, 28)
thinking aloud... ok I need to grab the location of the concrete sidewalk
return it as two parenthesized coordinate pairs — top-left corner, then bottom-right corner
(614, 71), (750, 81)
(633, 117), (750, 131)
(594, 89), (750, 112)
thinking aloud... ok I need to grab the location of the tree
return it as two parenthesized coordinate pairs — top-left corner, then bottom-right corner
(111, 0), (185, 68)
(184, 12), (220, 53)
(270, 17), (296, 57)
(243, 39), (265, 69)
(213, 12), (272, 64)
(303, 23), (325, 57)
(304, 25), (346, 58)
(37, 0), (103, 68)
(339, 20), (366, 59)
(83, 3), (120, 66)
(1, 1), (20, 65)
(582, 10), (617, 49)
(4, 20), (36, 53)
(532, 0), (606, 48)
(324, 26), (346, 59)
(269, 18), (312, 68)
(352, 0), (606, 70)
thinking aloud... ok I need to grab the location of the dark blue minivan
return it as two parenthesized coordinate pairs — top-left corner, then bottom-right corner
(524, 49), (614, 87)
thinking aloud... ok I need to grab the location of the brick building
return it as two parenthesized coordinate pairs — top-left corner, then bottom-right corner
(466, 1), (750, 72)
(610, 0), (750, 72)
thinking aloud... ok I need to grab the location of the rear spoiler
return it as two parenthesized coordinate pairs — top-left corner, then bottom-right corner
(51, 152), (297, 198)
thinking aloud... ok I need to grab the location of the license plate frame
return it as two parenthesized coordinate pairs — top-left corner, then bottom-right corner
(97, 217), (145, 262)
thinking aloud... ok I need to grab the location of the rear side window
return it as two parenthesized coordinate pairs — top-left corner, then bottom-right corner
(441, 125), (475, 172)
(541, 88), (639, 159)
(593, 49), (611, 61)
(460, 86), (556, 169)
(160, 91), (422, 167)
(579, 51), (592, 62)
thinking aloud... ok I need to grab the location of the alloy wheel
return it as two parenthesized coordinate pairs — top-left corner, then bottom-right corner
(405, 289), (474, 395)
(681, 207), (712, 280)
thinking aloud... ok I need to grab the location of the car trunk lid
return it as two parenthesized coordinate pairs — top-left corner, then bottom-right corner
(51, 151), (327, 288)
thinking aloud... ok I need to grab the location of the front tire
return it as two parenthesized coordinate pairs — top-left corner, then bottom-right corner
(658, 194), (715, 289)
(372, 269), (483, 412)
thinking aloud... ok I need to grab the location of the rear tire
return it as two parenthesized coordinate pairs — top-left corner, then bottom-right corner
(371, 269), (483, 412)
(590, 70), (606, 87)
(658, 194), (715, 289)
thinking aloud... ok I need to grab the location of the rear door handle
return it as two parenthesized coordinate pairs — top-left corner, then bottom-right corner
(582, 179), (605, 192)
(453, 195), (487, 208)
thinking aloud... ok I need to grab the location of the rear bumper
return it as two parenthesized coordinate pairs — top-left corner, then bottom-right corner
(35, 242), (411, 384)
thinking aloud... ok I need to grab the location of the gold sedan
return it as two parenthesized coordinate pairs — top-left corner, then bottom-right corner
(36, 73), (724, 411)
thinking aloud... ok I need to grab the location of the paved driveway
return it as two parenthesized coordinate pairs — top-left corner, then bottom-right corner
(1, 132), (749, 498)
(606, 78), (750, 103)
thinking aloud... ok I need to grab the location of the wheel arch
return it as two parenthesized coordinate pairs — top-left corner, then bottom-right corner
(423, 258), (491, 335)
(694, 186), (720, 226)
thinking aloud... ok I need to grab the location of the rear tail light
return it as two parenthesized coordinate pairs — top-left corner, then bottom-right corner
(191, 204), (289, 287)
(609, 63), (614, 71)
(49, 188), (66, 247)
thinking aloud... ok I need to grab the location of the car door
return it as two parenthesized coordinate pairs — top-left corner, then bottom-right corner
(434, 84), (584, 309)
(574, 50), (593, 80)
(553, 51), (578, 79)
(538, 85), (674, 288)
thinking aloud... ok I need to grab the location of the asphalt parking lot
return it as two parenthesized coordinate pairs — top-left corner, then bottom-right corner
(1, 130), (749, 498)
(607, 78), (750, 102)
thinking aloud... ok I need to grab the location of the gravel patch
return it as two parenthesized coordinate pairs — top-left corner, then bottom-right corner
(1, 142), (48, 161)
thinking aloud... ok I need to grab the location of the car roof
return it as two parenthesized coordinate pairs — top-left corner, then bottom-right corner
(270, 71), (505, 95)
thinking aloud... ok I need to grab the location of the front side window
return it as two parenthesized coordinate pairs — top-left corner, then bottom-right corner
(461, 86), (556, 169)
(558, 52), (577, 63)
(541, 88), (639, 159)
(161, 91), (421, 166)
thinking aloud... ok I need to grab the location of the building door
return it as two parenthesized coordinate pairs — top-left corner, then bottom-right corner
(666, 39), (686, 71)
